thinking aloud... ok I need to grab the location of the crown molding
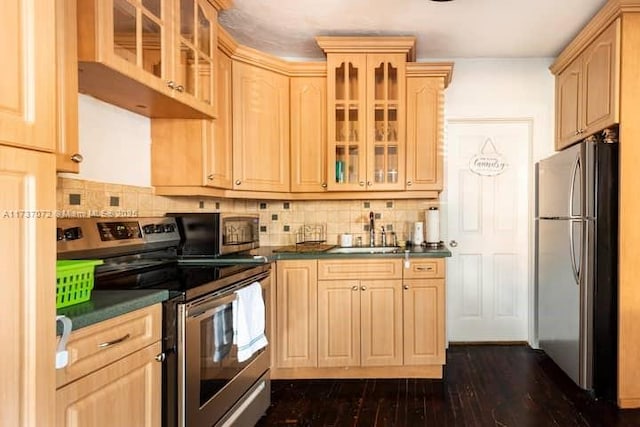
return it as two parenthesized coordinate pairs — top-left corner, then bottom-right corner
(316, 36), (416, 61)
(406, 62), (454, 88)
(209, 0), (233, 10)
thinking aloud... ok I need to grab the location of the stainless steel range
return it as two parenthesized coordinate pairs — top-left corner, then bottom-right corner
(57, 215), (271, 427)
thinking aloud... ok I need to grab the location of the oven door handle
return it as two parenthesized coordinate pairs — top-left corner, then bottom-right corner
(189, 294), (237, 320)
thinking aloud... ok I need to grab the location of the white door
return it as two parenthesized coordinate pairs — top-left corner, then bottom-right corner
(444, 119), (531, 341)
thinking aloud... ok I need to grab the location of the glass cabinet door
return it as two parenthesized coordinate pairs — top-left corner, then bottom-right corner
(174, 0), (217, 111)
(367, 54), (405, 190)
(112, 0), (169, 83)
(328, 55), (367, 190)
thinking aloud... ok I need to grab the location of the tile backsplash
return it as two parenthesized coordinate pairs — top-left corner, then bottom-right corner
(57, 177), (438, 246)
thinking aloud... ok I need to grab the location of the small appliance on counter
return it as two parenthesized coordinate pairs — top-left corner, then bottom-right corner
(412, 221), (424, 246)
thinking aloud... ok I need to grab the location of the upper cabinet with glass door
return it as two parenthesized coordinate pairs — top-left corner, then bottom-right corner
(317, 37), (413, 191)
(77, 0), (230, 119)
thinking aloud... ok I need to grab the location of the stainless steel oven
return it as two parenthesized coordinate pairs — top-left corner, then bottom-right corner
(179, 268), (271, 427)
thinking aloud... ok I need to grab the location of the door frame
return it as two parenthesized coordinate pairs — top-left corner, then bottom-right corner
(442, 117), (535, 344)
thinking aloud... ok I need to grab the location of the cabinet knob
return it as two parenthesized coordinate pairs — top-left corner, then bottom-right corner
(361, 286), (367, 291)
(70, 153), (84, 163)
(155, 353), (166, 363)
(367, 181), (372, 187)
(207, 174), (214, 181)
(235, 179), (241, 185)
(407, 180), (412, 186)
(359, 181), (365, 187)
(404, 285), (410, 290)
(321, 182), (327, 189)
(176, 85), (185, 93)
(167, 80), (176, 89)
(352, 285), (359, 291)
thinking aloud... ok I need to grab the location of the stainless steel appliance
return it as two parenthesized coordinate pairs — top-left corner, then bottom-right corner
(535, 135), (617, 400)
(57, 216), (271, 427)
(169, 213), (260, 257)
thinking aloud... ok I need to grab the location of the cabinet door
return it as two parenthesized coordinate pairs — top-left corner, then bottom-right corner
(403, 279), (445, 365)
(406, 77), (444, 191)
(276, 260), (318, 368)
(360, 280), (403, 366)
(206, 49), (233, 188)
(56, 342), (162, 427)
(327, 55), (367, 191)
(555, 60), (582, 150)
(1, 147), (56, 427)
(318, 280), (361, 367)
(172, 0), (218, 117)
(366, 54), (406, 191)
(232, 62), (290, 192)
(0, 0), (55, 151)
(55, 0), (81, 172)
(582, 19), (619, 136)
(290, 77), (328, 192)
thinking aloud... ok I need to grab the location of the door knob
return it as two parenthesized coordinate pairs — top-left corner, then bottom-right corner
(70, 153), (84, 163)
(449, 240), (458, 247)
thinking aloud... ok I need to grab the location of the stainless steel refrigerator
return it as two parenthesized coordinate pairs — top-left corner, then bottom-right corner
(535, 138), (617, 400)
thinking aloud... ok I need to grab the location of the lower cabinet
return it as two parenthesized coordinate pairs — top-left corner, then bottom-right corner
(273, 258), (446, 379)
(56, 305), (163, 427)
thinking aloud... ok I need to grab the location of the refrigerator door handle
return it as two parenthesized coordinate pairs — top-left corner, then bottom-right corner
(569, 219), (581, 286)
(569, 154), (581, 217)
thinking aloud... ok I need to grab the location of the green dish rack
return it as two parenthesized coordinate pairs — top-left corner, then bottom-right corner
(56, 260), (104, 309)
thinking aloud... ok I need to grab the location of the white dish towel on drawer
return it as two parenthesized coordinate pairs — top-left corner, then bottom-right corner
(233, 282), (268, 362)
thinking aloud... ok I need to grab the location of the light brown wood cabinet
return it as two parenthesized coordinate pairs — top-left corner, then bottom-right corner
(318, 38), (413, 192)
(554, 19), (620, 150)
(317, 259), (403, 367)
(55, 0), (81, 173)
(402, 259), (446, 366)
(275, 260), (318, 368)
(1, 2), (57, 425)
(56, 305), (163, 426)
(151, 49), (233, 190)
(232, 61), (290, 192)
(290, 77), (328, 192)
(77, 0), (228, 119)
(405, 76), (445, 191)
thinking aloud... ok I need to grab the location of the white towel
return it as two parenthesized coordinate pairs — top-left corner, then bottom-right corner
(212, 306), (233, 362)
(232, 282), (268, 362)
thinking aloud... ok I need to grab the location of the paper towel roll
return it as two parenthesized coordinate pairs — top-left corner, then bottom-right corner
(426, 207), (440, 244)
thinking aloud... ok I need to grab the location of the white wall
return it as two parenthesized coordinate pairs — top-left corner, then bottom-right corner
(59, 94), (152, 187)
(441, 58), (556, 344)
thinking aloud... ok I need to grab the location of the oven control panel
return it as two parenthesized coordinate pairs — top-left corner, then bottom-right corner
(56, 217), (181, 257)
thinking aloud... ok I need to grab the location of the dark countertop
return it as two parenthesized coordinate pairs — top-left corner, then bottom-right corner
(56, 289), (169, 335)
(248, 244), (452, 260)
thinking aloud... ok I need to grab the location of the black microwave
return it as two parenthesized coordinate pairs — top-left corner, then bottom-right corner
(168, 213), (259, 257)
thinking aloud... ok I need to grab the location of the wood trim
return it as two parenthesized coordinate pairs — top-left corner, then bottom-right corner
(406, 62), (454, 88)
(550, 0), (640, 74)
(316, 36), (416, 61)
(287, 62), (327, 77)
(208, 0), (233, 10)
(153, 186), (439, 200)
(217, 25), (239, 58)
(619, 398), (640, 409)
(270, 364), (443, 379)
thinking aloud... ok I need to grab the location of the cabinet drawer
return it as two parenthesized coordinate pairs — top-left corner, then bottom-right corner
(318, 259), (402, 280)
(56, 304), (162, 388)
(403, 259), (445, 279)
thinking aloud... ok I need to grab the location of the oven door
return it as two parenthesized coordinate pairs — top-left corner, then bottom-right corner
(178, 277), (270, 427)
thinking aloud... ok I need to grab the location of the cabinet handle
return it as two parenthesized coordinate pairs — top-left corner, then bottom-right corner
(207, 174), (214, 181)
(235, 179), (241, 185)
(359, 181), (365, 187)
(352, 285), (359, 291)
(416, 266), (433, 271)
(367, 181), (372, 187)
(321, 182), (327, 189)
(70, 153), (84, 163)
(167, 80), (176, 89)
(98, 333), (130, 349)
(361, 286), (367, 291)
(155, 352), (166, 363)
(176, 85), (185, 93)
(407, 180), (412, 186)
(404, 285), (410, 290)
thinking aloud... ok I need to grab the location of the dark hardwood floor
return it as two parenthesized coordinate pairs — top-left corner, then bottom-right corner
(256, 345), (640, 427)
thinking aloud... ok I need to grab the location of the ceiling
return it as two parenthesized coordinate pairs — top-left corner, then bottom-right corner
(218, 0), (607, 61)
